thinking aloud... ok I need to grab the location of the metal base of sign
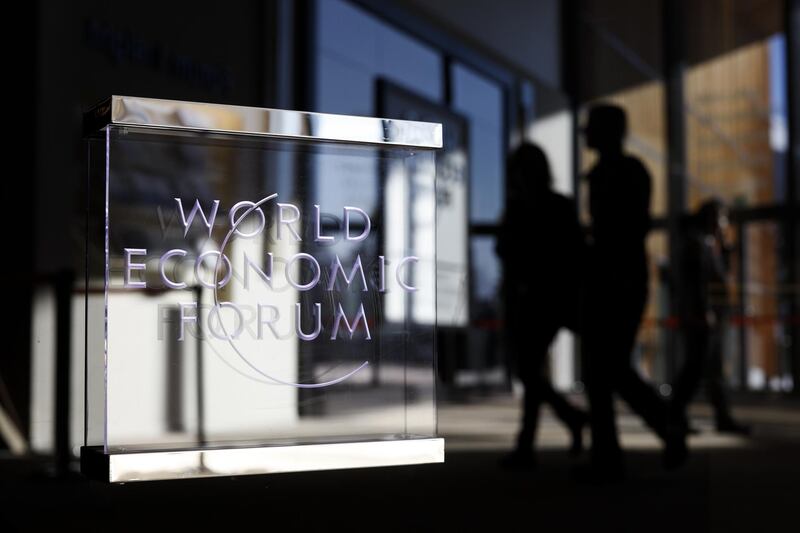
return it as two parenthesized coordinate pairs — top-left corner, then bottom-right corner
(80, 438), (445, 482)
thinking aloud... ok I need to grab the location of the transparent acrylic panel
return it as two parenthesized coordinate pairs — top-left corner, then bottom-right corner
(86, 125), (437, 452)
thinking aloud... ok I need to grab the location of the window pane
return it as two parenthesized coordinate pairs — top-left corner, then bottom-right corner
(451, 63), (505, 224)
(741, 221), (792, 391)
(315, 0), (444, 116)
(466, 236), (505, 384)
(685, 33), (788, 209)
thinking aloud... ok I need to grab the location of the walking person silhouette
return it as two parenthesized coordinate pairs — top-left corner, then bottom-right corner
(580, 104), (687, 481)
(670, 199), (750, 435)
(498, 142), (588, 470)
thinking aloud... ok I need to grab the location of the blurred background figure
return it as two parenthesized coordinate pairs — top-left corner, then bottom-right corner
(497, 143), (587, 470)
(671, 199), (750, 435)
(580, 104), (686, 480)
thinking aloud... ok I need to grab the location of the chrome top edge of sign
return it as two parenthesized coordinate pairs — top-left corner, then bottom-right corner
(84, 95), (443, 149)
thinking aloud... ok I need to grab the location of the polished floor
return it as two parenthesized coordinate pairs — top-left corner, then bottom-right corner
(1, 395), (799, 532)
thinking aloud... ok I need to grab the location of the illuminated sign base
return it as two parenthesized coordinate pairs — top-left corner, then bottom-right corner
(81, 438), (444, 482)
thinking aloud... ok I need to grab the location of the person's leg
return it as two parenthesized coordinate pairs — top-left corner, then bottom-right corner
(603, 283), (661, 429)
(613, 302), (670, 439)
(542, 379), (586, 427)
(544, 302), (588, 432)
(514, 374), (541, 455)
(705, 323), (749, 433)
(583, 312), (623, 472)
(616, 366), (669, 438)
(579, 263), (636, 477)
(706, 322), (730, 419)
(669, 324), (710, 429)
(513, 322), (560, 456)
(613, 286), (687, 468)
(540, 378), (588, 455)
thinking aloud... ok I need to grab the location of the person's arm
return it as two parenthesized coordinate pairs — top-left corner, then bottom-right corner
(636, 159), (653, 240)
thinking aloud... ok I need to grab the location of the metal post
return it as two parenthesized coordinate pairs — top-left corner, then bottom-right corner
(785, 0), (799, 394)
(736, 222), (749, 390)
(663, 0), (687, 384)
(294, 0), (320, 416)
(561, 0), (583, 384)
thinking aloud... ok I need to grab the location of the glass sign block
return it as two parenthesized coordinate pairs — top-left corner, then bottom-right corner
(82, 96), (443, 481)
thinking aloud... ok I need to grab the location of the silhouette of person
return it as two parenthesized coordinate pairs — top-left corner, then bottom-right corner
(497, 142), (588, 470)
(670, 199), (749, 434)
(580, 104), (686, 480)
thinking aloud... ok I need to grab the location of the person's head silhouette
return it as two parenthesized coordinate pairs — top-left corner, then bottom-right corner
(507, 142), (552, 198)
(584, 104), (627, 156)
(695, 198), (727, 235)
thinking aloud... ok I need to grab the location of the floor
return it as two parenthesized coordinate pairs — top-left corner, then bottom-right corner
(1, 395), (799, 532)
